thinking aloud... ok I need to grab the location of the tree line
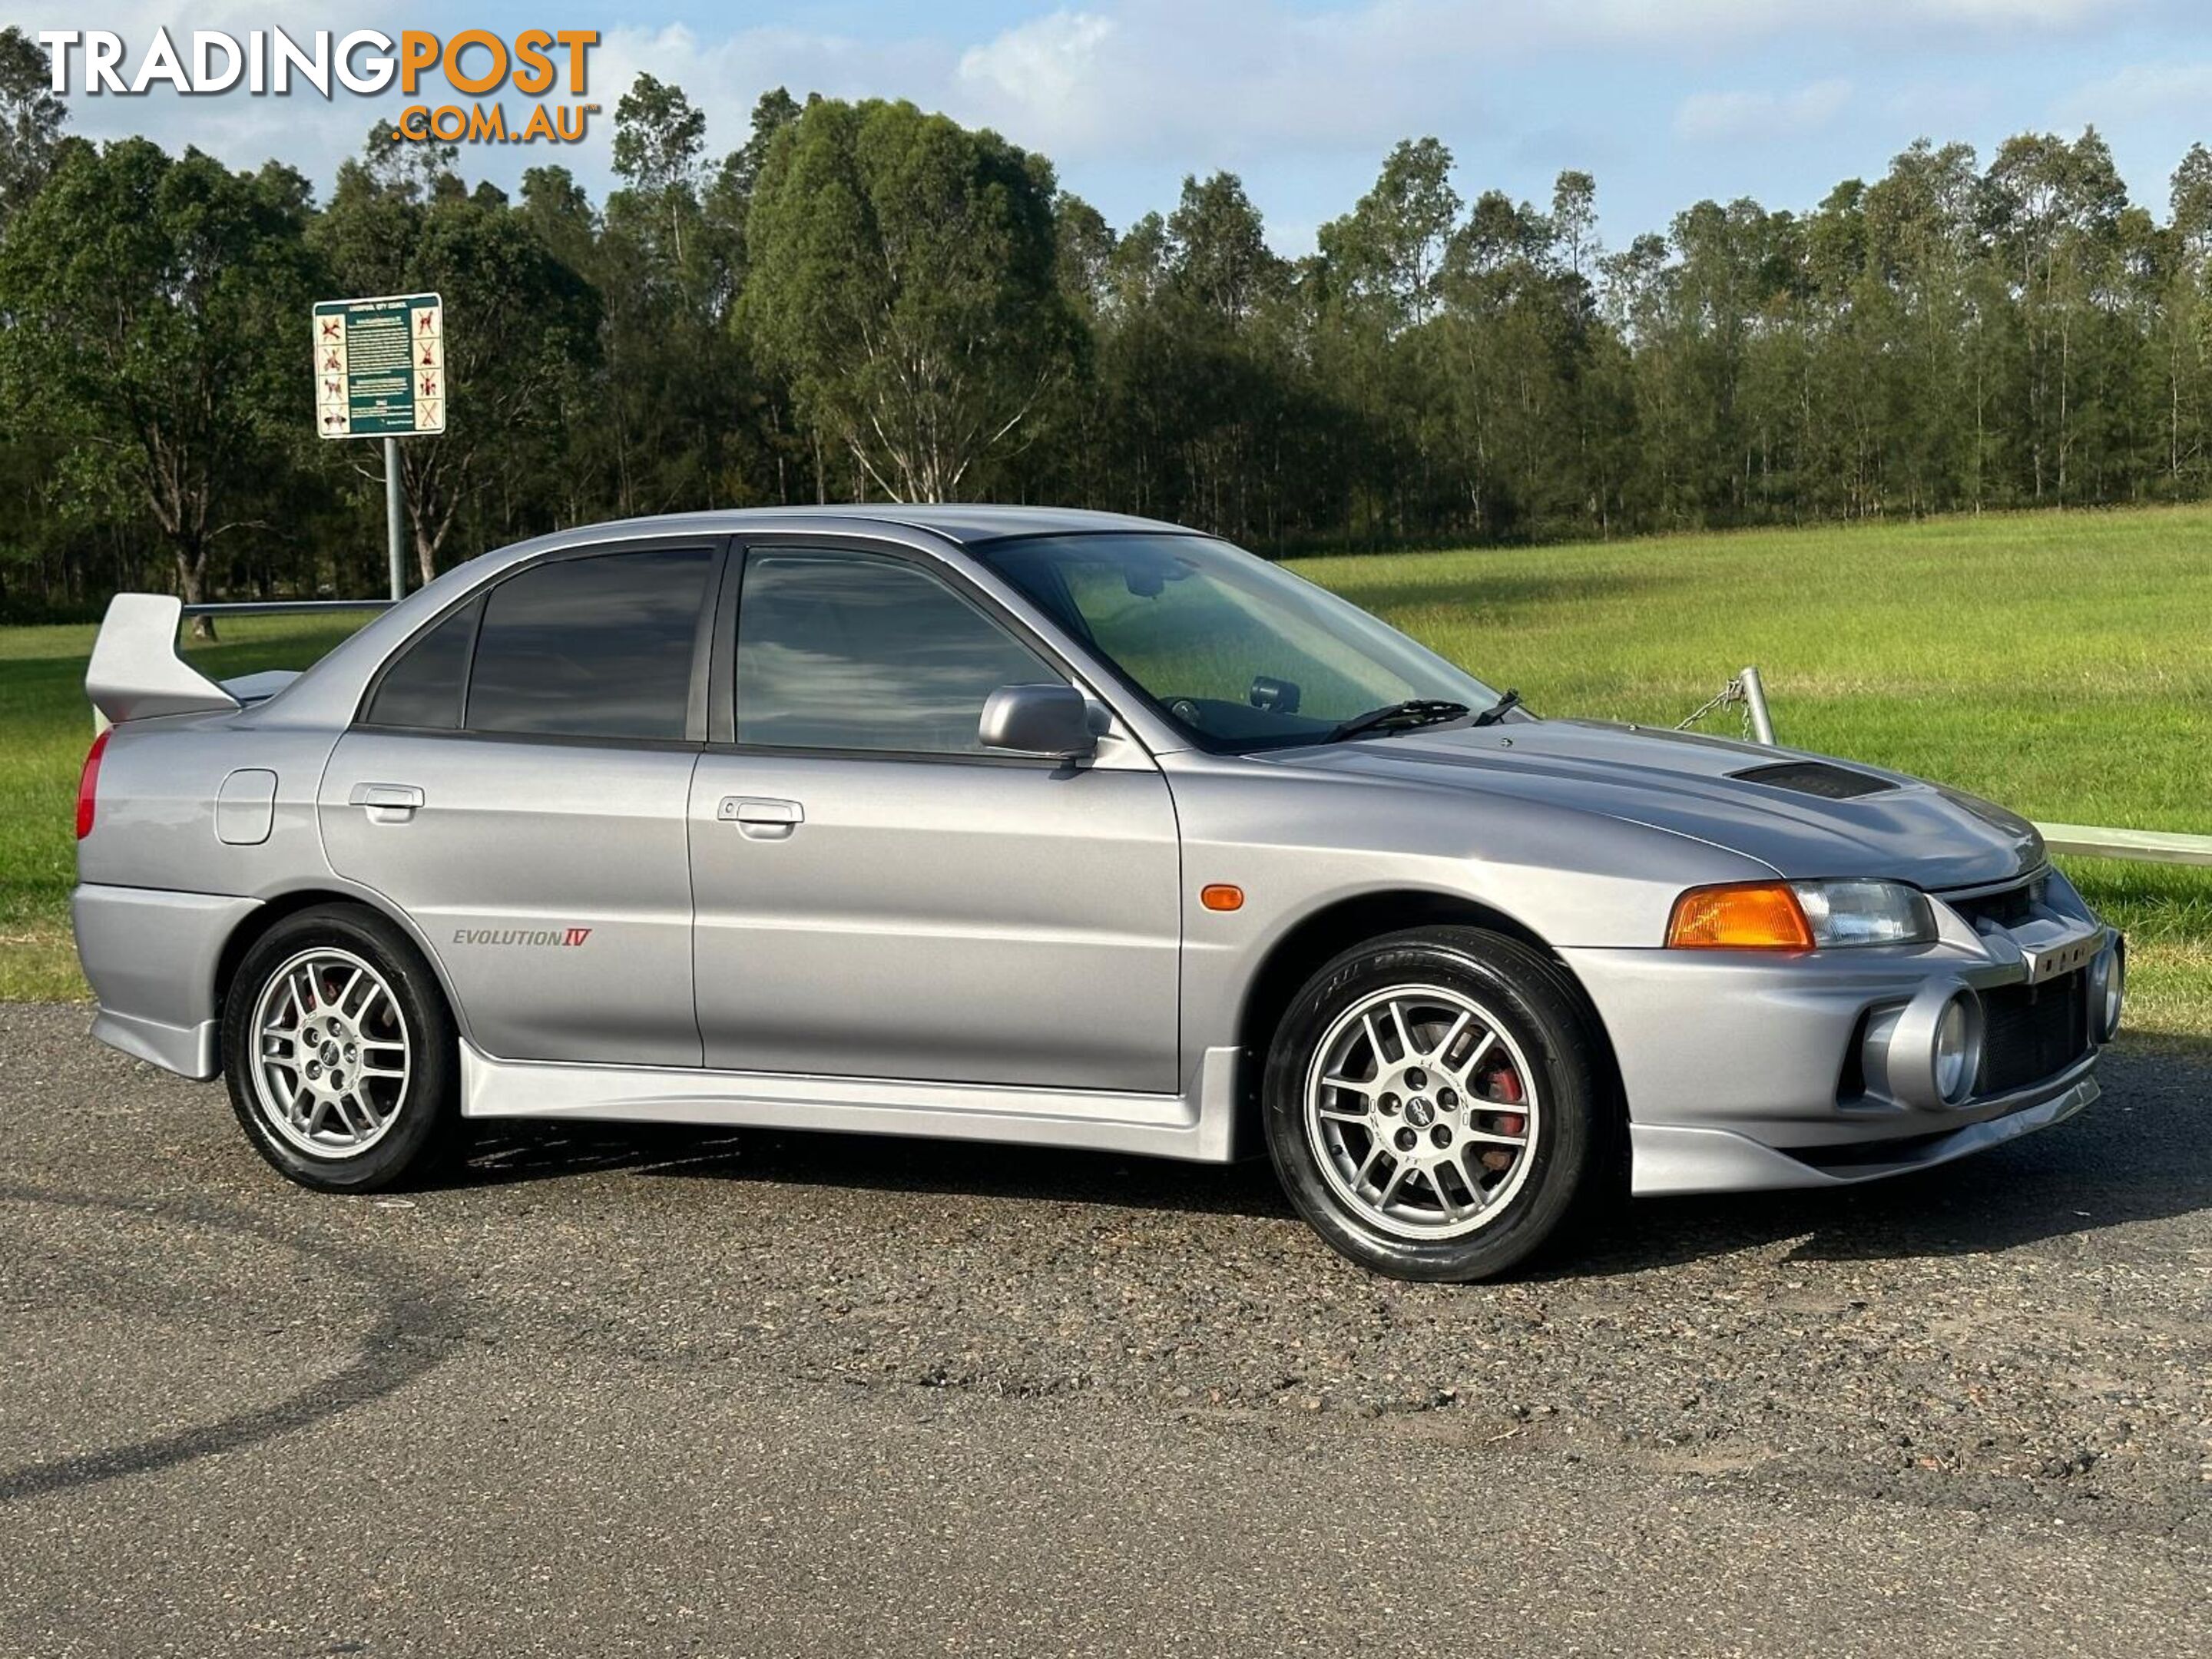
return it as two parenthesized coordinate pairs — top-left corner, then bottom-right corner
(3, 22), (2210, 620)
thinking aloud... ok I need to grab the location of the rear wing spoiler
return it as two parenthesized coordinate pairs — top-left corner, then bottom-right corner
(86, 594), (394, 727)
(86, 594), (239, 726)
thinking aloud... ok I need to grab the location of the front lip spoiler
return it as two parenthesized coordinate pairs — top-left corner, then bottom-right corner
(1629, 1068), (2099, 1196)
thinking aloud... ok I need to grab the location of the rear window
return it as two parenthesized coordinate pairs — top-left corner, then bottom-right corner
(363, 598), (479, 730)
(465, 548), (713, 740)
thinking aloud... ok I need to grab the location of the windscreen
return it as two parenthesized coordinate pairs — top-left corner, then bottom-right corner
(979, 534), (1495, 749)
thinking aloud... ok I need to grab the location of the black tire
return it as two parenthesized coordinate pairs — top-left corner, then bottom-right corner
(1261, 926), (1618, 1283)
(220, 902), (459, 1192)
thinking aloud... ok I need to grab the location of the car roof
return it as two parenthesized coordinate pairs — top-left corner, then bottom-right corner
(510, 503), (1199, 549)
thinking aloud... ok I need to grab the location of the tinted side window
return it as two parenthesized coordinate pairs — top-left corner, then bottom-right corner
(363, 597), (480, 730)
(466, 548), (713, 740)
(734, 551), (1055, 753)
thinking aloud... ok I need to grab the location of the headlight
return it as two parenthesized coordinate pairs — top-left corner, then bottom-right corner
(1667, 879), (1935, 950)
(1792, 879), (1936, 948)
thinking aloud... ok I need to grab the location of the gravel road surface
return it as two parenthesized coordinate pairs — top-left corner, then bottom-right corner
(2, 1002), (2207, 1657)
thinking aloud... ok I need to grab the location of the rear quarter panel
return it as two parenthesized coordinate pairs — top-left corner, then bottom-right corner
(77, 714), (343, 898)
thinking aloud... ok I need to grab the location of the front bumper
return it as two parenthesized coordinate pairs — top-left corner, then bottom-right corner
(73, 883), (260, 1080)
(1561, 879), (2118, 1197)
(1626, 1061), (2098, 1194)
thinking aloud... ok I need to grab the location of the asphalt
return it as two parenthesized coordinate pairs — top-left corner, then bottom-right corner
(2, 1001), (2207, 1658)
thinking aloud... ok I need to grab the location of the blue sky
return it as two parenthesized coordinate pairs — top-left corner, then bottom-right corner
(21, 2), (2212, 253)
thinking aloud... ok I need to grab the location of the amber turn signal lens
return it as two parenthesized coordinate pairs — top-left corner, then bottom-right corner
(1200, 884), (1245, 912)
(1665, 881), (1814, 951)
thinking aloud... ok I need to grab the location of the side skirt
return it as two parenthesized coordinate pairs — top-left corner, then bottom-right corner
(459, 1043), (1247, 1164)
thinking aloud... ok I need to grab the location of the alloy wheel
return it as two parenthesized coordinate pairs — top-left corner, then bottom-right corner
(1302, 983), (1541, 1240)
(247, 947), (412, 1158)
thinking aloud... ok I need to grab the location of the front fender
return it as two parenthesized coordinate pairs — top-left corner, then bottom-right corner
(1160, 754), (1772, 1061)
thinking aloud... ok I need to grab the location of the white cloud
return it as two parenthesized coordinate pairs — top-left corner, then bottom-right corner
(957, 12), (1117, 114)
(1902, 0), (2120, 22)
(2059, 61), (2212, 124)
(592, 22), (959, 123)
(933, 0), (2112, 165)
(0, 0), (2157, 220)
(590, 0), (2139, 177)
(946, 3), (1457, 162)
(1674, 78), (1854, 143)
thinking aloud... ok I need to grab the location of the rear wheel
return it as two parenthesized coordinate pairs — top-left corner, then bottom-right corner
(1262, 926), (1614, 1282)
(221, 904), (459, 1191)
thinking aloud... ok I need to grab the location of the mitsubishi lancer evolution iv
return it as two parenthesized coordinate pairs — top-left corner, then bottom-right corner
(74, 508), (2121, 1280)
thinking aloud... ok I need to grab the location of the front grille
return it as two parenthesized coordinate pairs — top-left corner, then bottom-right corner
(1977, 967), (2091, 1095)
(1947, 874), (2048, 932)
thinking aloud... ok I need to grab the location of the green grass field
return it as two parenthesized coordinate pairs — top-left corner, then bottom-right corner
(5, 506), (2208, 1031)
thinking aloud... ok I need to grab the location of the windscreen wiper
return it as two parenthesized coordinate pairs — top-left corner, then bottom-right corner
(1470, 687), (1523, 727)
(1324, 699), (1471, 743)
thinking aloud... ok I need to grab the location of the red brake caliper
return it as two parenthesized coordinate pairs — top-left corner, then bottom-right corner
(1481, 1065), (1525, 1171)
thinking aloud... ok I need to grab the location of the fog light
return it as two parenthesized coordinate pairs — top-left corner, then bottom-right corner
(1862, 982), (1983, 1110)
(2089, 942), (2124, 1043)
(1932, 993), (1982, 1106)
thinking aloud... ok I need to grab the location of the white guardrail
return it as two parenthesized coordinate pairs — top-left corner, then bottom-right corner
(2033, 824), (2212, 867)
(1707, 667), (2212, 869)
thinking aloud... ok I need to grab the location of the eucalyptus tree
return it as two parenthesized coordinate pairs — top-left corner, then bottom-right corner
(1323, 137), (1463, 332)
(1862, 141), (1984, 512)
(0, 25), (65, 230)
(1312, 141), (1459, 542)
(0, 138), (315, 631)
(2157, 144), (2212, 490)
(1983, 129), (2129, 502)
(593, 75), (757, 515)
(611, 72), (706, 260)
(740, 97), (1077, 502)
(0, 25), (72, 613)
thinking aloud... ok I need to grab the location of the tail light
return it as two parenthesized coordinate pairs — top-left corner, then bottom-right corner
(76, 729), (111, 840)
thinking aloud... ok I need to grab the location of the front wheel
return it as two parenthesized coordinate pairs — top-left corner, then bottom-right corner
(220, 903), (459, 1191)
(1261, 926), (1615, 1282)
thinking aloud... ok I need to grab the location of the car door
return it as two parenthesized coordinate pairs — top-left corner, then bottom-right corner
(319, 539), (720, 1067)
(688, 541), (1184, 1094)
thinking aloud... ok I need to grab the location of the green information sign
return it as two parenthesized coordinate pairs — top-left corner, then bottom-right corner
(313, 292), (445, 439)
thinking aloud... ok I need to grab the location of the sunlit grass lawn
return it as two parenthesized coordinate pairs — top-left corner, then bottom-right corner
(2, 505), (2207, 1035)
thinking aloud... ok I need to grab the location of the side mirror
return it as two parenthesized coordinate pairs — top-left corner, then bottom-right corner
(979, 684), (1097, 759)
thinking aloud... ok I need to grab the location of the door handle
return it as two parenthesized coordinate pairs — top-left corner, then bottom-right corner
(719, 796), (804, 839)
(349, 782), (425, 823)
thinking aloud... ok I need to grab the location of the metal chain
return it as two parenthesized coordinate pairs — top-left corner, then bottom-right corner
(1675, 677), (1743, 734)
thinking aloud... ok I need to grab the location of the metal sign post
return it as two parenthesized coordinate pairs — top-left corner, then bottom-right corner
(313, 292), (447, 602)
(384, 438), (406, 603)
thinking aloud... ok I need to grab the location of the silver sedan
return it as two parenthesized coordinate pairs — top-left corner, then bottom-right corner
(72, 507), (2123, 1280)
